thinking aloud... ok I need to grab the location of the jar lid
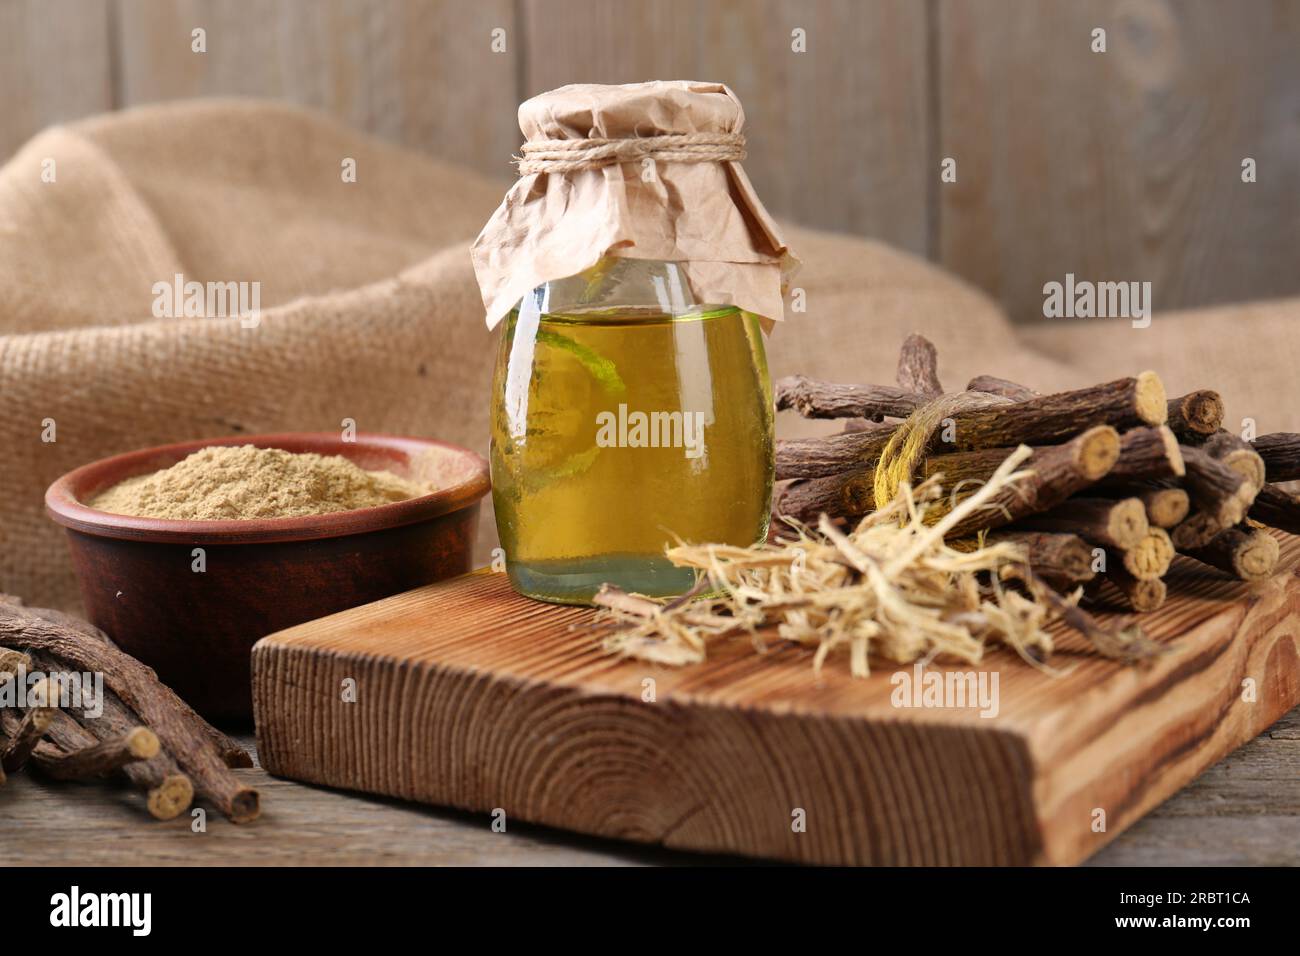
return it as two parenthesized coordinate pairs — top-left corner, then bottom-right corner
(519, 80), (745, 144)
(471, 81), (797, 331)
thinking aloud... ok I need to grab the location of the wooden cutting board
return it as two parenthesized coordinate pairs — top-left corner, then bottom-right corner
(252, 534), (1300, 866)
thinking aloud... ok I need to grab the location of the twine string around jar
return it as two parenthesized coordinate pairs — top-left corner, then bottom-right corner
(516, 132), (747, 174)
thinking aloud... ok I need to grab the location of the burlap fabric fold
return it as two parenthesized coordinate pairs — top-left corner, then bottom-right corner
(3, 99), (1298, 611)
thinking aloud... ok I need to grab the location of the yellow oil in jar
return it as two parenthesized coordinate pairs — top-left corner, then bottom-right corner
(490, 305), (773, 604)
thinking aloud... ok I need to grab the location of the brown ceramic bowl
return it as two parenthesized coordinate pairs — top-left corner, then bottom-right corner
(46, 433), (489, 724)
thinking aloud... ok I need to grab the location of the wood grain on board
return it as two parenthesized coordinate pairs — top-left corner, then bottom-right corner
(114, 0), (521, 178)
(3, 712), (1297, 866)
(521, 0), (931, 254)
(1092, 707), (1300, 866)
(937, 0), (1300, 322)
(252, 533), (1300, 866)
(0, 0), (113, 160)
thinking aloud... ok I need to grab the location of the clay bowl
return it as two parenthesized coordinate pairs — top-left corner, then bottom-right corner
(46, 433), (489, 724)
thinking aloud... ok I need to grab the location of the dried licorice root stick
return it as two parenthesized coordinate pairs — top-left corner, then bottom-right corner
(0, 649), (32, 784)
(1199, 431), (1266, 491)
(778, 443), (1092, 526)
(1251, 433), (1300, 483)
(134, 769), (194, 821)
(919, 432), (1121, 487)
(821, 373), (1159, 461)
(0, 650), (37, 785)
(778, 426), (1122, 526)
(1096, 485), (1190, 529)
(990, 531), (1097, 586)
(19, 603), (114, 644)
(775, 376), (925, 421)
(941, 426), (1121, 538)
(1118, 572), (1167, 613)
(0, 605), (259, 823)
(840, 417), (895, 435)
(48, 712), (192, 822)
(0, 649), (25, 786)
(776, 428), (896, 480)
(0, 676), (56, 772)
(75, 701), (195, 818)
(775, 390), (1018, 480)
(1177, 445), (1258, 533)
(1116, 528), (1175, 581)
(1015, 497), (1149, 551)
(1098, 426), (1185, 483)
(1, 698), (54, 771)
(15, 602), (251, 771)
(1133, 488), (1190, 529)
(896, 332), (943, 397)
(1018, 567), (1162, 662)
(132, 678), (251, 770)
(1092, 567), (1168, 613)
(0, 596), (250, 773)
(1183, 524), (1280, 582)
(27, 649), (196, 819)
(0, 647), (29, 678)
(776, 470), (874, 525)
(794, 329), (959, 416)
(1173, 513), (1229, 551)
(944, 372), (1166, 450)
(33, 727), (159, 780)
(965, 375), (1037, 402)
(1165, 390), (1224, 440)
(1249, 483), (1300, 534)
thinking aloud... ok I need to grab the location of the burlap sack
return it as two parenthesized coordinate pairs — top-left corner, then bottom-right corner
(3, 99), (1298, 612)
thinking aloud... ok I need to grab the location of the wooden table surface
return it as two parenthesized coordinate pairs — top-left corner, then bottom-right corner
(4, 706), (1297, 866)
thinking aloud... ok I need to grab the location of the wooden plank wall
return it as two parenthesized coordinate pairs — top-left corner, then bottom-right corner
(0, 0), (113, 160)
(520, 0), (931, 255)
(938, 0), (1300, 318)
(113, 0), (521, 176)
(1, 0), (1297, 321)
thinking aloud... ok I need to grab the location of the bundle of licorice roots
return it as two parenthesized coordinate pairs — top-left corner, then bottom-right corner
(0, 596), (258, 822)
(774, 334), (1300, 614)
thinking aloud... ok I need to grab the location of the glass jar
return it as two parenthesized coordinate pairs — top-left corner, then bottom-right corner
(490, 257), (774, 605)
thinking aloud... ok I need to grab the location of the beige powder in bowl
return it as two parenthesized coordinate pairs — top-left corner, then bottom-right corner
(89, 444), (432, 520)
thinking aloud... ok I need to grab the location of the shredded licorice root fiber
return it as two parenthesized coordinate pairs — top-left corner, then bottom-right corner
(596, 446), (1157, 676)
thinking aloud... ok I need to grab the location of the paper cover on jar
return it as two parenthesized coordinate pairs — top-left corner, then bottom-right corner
(471, 80), (799, 330)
